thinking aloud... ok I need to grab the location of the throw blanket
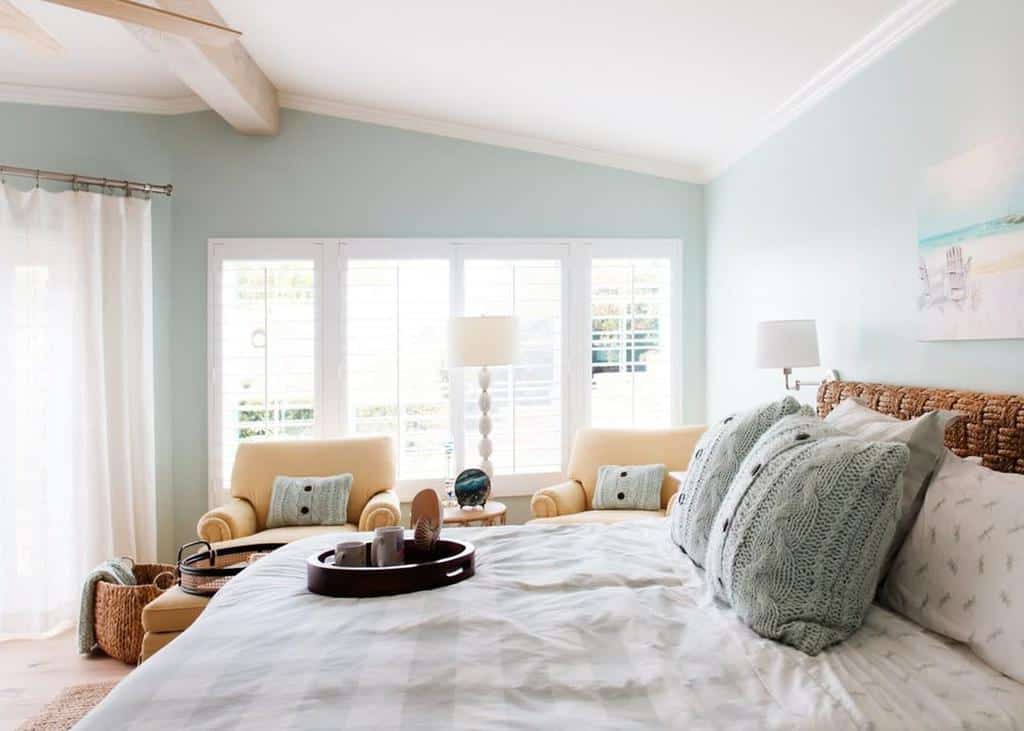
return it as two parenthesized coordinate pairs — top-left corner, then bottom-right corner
(77, 559), (136, 654)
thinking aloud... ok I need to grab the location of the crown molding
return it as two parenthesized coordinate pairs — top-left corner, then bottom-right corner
(278, 93), (703, 183)
(703, 0), (957, 181)
(0, 81), (205, 114)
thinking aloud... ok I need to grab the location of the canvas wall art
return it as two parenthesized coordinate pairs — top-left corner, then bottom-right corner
(918, 136), (1024, 341)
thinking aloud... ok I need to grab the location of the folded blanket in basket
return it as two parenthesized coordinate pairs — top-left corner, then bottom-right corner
(77, 559), (135, 654)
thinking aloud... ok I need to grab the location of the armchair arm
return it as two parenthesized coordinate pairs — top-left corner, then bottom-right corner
(530, 480), (587, 519)
(197, 498), (258, 543)
(358, 490), (401, 531)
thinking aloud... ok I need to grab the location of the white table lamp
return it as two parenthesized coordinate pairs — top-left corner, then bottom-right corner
(755, 319), (838, 391)
(450, 316), (520, 477)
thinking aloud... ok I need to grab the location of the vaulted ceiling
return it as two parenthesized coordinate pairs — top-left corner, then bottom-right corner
(0, 0), (953, 181)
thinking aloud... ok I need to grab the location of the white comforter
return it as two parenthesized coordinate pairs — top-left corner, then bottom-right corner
(80, 521), (1024, 729)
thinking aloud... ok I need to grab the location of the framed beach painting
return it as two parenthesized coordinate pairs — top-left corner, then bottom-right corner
(917, 137), (1024, 341)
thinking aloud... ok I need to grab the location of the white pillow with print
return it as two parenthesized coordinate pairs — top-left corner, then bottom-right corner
(881, 451), (1024, 682)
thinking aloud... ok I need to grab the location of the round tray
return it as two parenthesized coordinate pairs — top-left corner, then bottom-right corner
(307, 538), (475, 597)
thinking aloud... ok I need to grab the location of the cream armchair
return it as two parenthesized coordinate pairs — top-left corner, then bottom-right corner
(197, 435), (401, 544)
(529, 426), (707, 525)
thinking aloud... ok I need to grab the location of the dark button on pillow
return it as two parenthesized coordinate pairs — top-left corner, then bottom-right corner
(677, 492), (685, 505)
(617, 492), (626, 500)
(304, 485), (313, 492)
(694, 448), (703, 459)
(620, 471), (628, 478)
(795, 433), (811, 442)
(300, 506), (310, 515)
(722, 518), (730, 532)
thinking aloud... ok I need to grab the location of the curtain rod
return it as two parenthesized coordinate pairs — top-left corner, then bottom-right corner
(0, 164), (172, 197)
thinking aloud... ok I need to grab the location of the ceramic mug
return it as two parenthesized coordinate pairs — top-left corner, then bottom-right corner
(334, 540), (367, 567)
(370, 526), (406, 567)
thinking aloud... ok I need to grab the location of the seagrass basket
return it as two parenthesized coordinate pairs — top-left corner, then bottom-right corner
(94, 559), (176, 664)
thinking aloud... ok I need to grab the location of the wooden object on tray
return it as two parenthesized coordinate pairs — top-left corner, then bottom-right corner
(443, 500), (507, 527)
(818, 380), (1024, 474)
(94, 561), (176, 665)
(307, 538), (475, 597)
(410, 488), (443, 552)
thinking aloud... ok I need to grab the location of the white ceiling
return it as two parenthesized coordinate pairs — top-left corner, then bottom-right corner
(0, 0), (946, 181)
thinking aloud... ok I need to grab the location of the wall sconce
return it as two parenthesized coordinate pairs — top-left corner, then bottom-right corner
(756, 319), (839, 391)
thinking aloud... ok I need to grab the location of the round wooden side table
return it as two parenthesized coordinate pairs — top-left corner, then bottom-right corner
(443, 501), (507, 527)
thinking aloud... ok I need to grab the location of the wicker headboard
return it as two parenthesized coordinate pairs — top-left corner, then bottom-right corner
(817, 380), (1024, 475)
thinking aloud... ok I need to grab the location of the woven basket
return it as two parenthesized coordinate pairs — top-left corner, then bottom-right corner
(94, 560), (176, 664)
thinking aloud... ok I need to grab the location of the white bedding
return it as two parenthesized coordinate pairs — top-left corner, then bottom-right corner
(80, 520), (1024, 729)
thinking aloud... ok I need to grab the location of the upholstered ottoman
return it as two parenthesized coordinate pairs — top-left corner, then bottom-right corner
(140, 587), (210, 661)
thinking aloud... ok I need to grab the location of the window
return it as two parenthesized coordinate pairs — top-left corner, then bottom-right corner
(347, 260), (450, 479)
(590, 257), (674, 428)
(208, 239), (681, 500)
(209, 243), (321, 494)
(462, 257), (563, 474)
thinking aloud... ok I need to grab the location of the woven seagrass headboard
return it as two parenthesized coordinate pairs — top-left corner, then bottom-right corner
(817, 380), (1024, 475)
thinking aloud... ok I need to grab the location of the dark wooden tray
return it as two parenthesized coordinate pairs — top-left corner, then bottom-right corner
(307, 538), (475, 597)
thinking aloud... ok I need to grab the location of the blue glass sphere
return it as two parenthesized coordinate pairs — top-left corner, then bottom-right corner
(454, 468), (491, 508)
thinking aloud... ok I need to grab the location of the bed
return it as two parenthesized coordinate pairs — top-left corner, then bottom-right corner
(80, 381), (1024, 729)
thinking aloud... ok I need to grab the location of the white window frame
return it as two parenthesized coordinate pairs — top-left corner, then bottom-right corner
(207, 237), (682, 503)
(206, 239), (329, 505)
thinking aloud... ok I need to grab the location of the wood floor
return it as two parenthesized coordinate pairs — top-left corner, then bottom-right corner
(0, 630), (132, 730)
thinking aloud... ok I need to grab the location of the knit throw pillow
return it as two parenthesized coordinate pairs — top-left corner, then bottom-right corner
(592, 464), (665, 510)
(266, 474), (353, 528)
(670, 395), (805, 567)
(705, 414), (909, 655)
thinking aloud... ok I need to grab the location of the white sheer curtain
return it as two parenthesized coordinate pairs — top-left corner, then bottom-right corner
(0, 183), (156, 638)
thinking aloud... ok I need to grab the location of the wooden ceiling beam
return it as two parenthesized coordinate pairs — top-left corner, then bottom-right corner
(0, 0), (62, 53)
(43, 0), (240, 46)
(45, 0), (279, 135)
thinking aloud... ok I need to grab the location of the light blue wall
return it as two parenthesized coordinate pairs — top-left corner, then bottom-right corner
(706, 0), (1024, 417)
(0, 103), (704, 556)
(164, 109), (705, 550)
(0, 103), (177, 562)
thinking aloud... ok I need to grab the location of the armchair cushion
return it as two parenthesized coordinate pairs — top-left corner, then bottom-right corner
(530, 480), (587, 519)
(196, 498), (258, 543)
(358, 490), (402, 531)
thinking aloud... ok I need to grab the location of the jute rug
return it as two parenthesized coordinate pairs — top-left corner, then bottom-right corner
(18, 680), (119, 730)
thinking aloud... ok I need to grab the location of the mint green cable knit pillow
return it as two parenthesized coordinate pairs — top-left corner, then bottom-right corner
(266, 474), (353, 528)
(669, 395), (805, 567)
(704, 414), (909, 655)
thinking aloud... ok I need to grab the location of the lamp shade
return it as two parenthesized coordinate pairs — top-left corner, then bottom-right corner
(755, 320), (820, 369)
(450, 316), (520, 367)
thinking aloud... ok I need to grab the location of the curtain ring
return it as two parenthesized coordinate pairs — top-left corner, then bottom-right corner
(102, 178), (109, 194)
(71, 175), (79, 193)
(0, 165), (5, 185)
(35, 169), (41, 189)
(144, 183), (152, 201)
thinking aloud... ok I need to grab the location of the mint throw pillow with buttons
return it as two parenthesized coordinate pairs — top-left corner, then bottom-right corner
(266, 474), (353, 528)
(704, 414), (909, 655)
(670, 395), (805, 567)
(593, 464), (665, 510)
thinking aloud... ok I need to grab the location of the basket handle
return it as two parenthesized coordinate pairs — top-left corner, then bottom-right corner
(153, 571), (177, 592)
(177, 540), (214, 569)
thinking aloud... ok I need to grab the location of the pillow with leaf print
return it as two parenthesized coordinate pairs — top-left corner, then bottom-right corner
(881, 451), (1024, 682)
